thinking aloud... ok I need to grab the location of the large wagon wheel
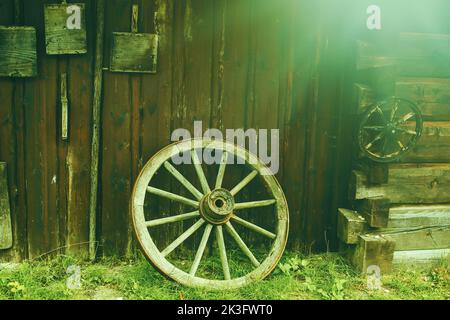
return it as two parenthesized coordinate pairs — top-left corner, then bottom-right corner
(358, 97), (423, 163)
(131, 139), (289, 289)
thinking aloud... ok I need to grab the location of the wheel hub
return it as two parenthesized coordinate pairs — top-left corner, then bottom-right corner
(199, 188), (235, 225)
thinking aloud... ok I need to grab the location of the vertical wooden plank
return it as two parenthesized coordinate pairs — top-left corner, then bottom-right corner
(139, 0), (175, 248)
(167, 0), (214, 249)
(0, 0), (28, 263)
(101, 0), (132, 257)
(0, 1), (16, 253)
(56, 59), (69, 256)
(211, 0), (251, 136)
(245, 0), (282, 245)
(65, 0), (95, 257)
(247, 0), (280, 133)
(321, 1), (358, 250)
(173, 0), (213, 134)
(280, 0), (319, 249)
(0, 163), (12, 250)
(210, 0), (250, 234)
(22, 0), (60, 258)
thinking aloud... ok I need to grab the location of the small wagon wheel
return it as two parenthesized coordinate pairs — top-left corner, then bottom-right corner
(358, 97), (423, 163)
(131, 139), (289, 289)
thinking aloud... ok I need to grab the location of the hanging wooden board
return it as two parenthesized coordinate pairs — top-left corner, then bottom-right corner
(109, 5), (158, 73)
(0, 26), (37, 77)
(110, 33), (158, 73)
(0, 162), (12, 250)
(44, 3), (87, 55)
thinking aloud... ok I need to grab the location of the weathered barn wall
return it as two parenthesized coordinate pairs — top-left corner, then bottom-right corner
(5, 0), (444, 260)
(0, 0), (96, 260)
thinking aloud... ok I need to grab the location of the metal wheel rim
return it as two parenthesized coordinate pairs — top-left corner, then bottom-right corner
(131, 139), (289, 289)
(358, 97), (423, 163)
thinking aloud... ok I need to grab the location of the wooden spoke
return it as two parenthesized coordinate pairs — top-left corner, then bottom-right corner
(191, 150), (211, 194)
(161, 219), (205, 257)
(189, 224), (213, 276)
(147, 186), (199, 208)
(215, 226), (231, 280)
(396, 112), (415, 124)
(390, 100), (399, 121)
(215, 151), (228, 189)
(397, 140), (405, 150)
(396, 127), (417, 135)
(234, 199), (276, 210)
(231, 215), (276, 239)
(375, 107), (387, 124)
(230, 170), (258, 196)
(164, 161), (203, 200)
(365, 131), (385, 149)
(225, 222), (260, 267)
(146, 211), (200, 228)
(363, 126), (384, 131)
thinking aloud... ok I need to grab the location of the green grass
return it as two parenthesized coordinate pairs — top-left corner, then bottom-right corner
(0, 252), (448, 300)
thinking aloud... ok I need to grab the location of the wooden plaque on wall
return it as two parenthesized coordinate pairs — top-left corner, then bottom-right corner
(0, 26), (37, 77)
(44, 3), (87, 55)
(110, 33), (158, 73)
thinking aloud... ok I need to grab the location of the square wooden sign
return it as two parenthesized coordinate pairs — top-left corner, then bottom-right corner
(44, 3), (87, 55)
(110, 32), (158, 73)
(0, 26), (37, 77)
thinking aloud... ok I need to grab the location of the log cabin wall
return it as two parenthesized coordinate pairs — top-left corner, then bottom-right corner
(338, 0), (450, 270)
(1, 0), (447, 262)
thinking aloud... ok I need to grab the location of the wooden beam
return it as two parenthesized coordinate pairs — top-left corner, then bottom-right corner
(377, 225), (450, 251)
(356, 198), (390, 228)
(388, 205), (450, 228)
(396, 78), (450, 121)
(350, 164), (450, 204)
(357, 33), (450, 77)
(357, 160), (389, 184)
(397, 33), (450, 78)
(337, 208), (367, 244)
(356, 40), (396, 71)
(401, 122), (450, 162)
(0, 163), (12, 250)
(351, 234), (396, 274)
(393, 248), (450, 265)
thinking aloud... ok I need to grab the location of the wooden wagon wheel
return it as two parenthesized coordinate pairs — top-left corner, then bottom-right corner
(131, 139), (289, 289)
(358, 97), (423, 163)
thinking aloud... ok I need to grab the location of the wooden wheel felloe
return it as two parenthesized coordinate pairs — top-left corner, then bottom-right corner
(358, 97), (423, 163)
(131, 139), (289, 289)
